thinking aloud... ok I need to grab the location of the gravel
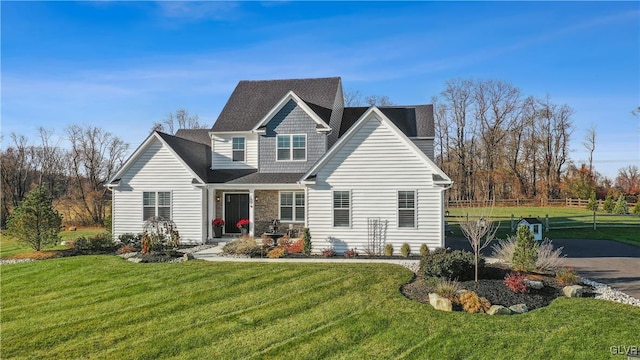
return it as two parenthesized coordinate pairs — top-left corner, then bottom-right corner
(581, 277), (640, 307)
(0, 259), (34, 265)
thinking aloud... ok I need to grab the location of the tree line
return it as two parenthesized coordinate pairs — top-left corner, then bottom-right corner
(431, 78), (638, 203)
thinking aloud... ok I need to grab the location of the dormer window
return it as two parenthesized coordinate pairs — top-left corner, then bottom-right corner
(277, 134), (306, 161)
(232, 137), (245, 162)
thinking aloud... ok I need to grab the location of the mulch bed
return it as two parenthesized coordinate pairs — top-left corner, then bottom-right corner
(401, 264), (567, 310)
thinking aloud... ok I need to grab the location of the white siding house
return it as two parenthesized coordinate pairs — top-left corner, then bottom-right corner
(211, 132), (258, 169)
(110, 134), (207, 244)
(303, 108), (451, 254)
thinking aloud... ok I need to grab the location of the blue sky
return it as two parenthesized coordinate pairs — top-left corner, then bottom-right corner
(2, 1), (638, 179)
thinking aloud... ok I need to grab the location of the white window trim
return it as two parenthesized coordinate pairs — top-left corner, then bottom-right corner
(332, 190), (351, 228)
(142, 191), (172, 221)
(276, 134), (307, 162)
(397, 190), (417, 229)
(279, 191), (305, 223)
(231, 137), (246, 162)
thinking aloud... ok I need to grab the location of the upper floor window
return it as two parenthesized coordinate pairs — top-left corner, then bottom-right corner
(143, 191), (171, 220)
(277, 134), (306, 161)
(398, 191), (416, 228)
(232, 137), (245, 162)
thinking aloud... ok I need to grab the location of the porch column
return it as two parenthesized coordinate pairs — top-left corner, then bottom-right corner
(249, 189), (255, 237)
(208, 187), (215, 242)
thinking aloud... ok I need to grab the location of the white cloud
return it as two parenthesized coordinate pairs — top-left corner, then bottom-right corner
(155, 1), (241, 21)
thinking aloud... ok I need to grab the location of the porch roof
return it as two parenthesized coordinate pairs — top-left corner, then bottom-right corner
(208, 169), (304, 185)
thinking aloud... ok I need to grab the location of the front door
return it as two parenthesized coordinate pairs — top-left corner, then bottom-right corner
(224, 193), (249, 233)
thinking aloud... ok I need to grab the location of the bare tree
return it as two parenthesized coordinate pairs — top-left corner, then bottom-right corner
(152, 108), (206, 134)
(582, 124), (597, 183)
(364, 95), (393, 106)
(615, 165), (640, 195)
(460, 207), (499, 283)
(66, 124), (129, 224)
(343, 89), (393, 107)
(343, 89), (363, 106)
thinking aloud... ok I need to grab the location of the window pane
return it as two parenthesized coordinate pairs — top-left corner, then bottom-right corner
(232, 150), (245, 162)
(295, 193), (305, 206)
(143, 192), (155, 206)
(333, 191), (349, 208)
(292, 148), (305, 160)
(143, 207), (155, 221)
(280, 192), (293, 206)
(334, 209), (349, 227)
(399, 210), (415, 228)
(398, 191), (415, 209)
(277, 135), (290, 148)
(158, 192), (171, 206)
(292, 135), (305, 148)
(295, 206), (305, 221)
(232, 137), (245, 150)
(277, 148), (290, 161)
(158, 206), (170, 220)
(281, 207), (293, 221)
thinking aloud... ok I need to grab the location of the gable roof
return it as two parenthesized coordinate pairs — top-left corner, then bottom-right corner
(175, 129), (211, 145)
(518, 217), (543, 225)
(108, 131), (211, 186)
(211, 77), (341, 132)
(339, 105), (434, 138)
(251, 91), (331, 132)
(301, 107), (451, 184)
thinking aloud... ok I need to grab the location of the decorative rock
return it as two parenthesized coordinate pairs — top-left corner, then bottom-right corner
(563, 285), (585, 298)
(509, 304), (529, 314)
(428, 293), (452, 312)
(68, 226), (77, 231)
(487, 305), (512, 315)
(183, 253), (195, 261)
(127, 257), (142, 263)
(525, 280), (544, 290)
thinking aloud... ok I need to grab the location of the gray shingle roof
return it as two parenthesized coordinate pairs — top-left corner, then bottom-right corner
(211, 77), (341, 132)
(175, 129), (211, 145)
(339, 105), (434, 138)
(156, 132), (211, 183)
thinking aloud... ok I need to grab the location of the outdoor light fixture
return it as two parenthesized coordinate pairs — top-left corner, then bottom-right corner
(216, 196), (221, 202)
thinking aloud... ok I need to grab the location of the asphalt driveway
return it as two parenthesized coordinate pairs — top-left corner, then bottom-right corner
(445, 237), (640, 299)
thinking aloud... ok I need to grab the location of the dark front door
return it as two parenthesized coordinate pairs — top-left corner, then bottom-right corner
(225, 193), (249, 233)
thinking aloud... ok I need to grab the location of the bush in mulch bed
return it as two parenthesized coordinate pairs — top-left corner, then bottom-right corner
(134, 250), (183, 263)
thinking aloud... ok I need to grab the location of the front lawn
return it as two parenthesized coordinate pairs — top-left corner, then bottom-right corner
(1, 256), (638, 359)
(0, 227), (105, 258)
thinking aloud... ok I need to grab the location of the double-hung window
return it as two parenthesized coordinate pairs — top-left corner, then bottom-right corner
(277, 134), (306, 161)
(280, 191), (305, 222)
(398, 191), (416, 228)
(143, 191), (171, 220)
(333, 191), (350, 227)
(232, 137), (245, 162)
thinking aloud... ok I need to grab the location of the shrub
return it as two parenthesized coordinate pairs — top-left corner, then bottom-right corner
(384, 244), (394, 257)
(420, 248), (480, 281)
(556, 267), (579, 285)
(419, 244), (429, 256)
(287, 239), (304, 254)
(434, 279), (460, 302)
(586, 191), (598, 211)
(276, 235), (291, 248)
(116, 244), (137, 254)
(459, 290), (486, 313)
(400, 243), (411, 258)
(479, 297), (492, 313)
(302, 228), (312, 255)
(536, 239), (564, 271)
(633, 201), (640, 215)
(603, 195), (615, 213)
(512, 225), (538, 272)
(104, 214), (112, 233)
(72, 233), (115, 252)
(222, 237), (262, 257)
(613, 195), (628, 214)
(321, 248), (336, 258)
(343, 248), (357, 258)
(267, 247), (286, 258)
(141, 217), (180, 254)
(504, 273), (528, 294)
(491, 236), (516, 265)
(6, 185), (62, 251)
(118, 233), (142, 248)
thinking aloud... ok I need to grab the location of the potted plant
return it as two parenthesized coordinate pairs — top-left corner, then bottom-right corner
(212, 218), (224, 238)
(236, 219), (250, 236)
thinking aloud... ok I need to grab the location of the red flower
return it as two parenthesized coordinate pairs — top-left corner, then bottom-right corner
(212, 218), (225, 227)
(236, 219), (250, 228)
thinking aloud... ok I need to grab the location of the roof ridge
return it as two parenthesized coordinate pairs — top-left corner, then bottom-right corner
(238, 76), (341, 83)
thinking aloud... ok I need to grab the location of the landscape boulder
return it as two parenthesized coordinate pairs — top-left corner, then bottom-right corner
(525, 280), (544, 290)
(428, 293), (452, 312)
(563, 285), (585, 298)
(487, 305), (512, 315)
(183, 253), (195, 261)
(509, 304), (529, 314)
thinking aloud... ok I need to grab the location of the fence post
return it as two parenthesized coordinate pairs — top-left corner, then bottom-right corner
(466, 213), (469, 223)
(545, 214), (549, 232)
(593, 211), (596, 230)
(510, 214), (514, 231)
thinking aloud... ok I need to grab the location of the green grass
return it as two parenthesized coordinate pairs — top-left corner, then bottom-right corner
(1, 256), (638, 359)
(446, 206), (640, 246)
(0, 227), (106, 258)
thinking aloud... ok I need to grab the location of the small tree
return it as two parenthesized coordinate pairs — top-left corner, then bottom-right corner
(461, 214), (499, 283)
(586, 191), (598, 211)
(613, 195), (628, 215)
(7, 185), (62, 251)
(603, 195), (615, 213)
(632, 201), (640, 215)
(302, 228), (312, 256)
(512, 225), (538, 272)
